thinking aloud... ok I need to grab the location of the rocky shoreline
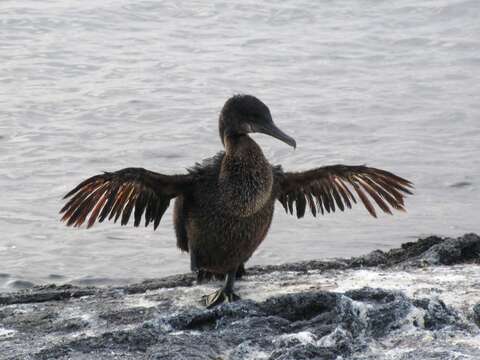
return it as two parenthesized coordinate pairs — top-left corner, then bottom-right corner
(1, 233), (479, 359)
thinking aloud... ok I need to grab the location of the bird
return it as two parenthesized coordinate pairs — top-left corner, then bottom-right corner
(60, 94), (413, 308)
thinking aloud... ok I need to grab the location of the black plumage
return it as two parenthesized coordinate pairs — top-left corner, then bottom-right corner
(60, 94), (413, 307)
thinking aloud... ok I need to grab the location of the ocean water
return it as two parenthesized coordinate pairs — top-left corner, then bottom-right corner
(0, 0), (479, 291)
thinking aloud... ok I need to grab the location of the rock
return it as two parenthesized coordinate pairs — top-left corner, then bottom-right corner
(316, 327), (353, 354)
(413, 298), (460, 330)
(0, 284), (96, 306)
(349, 249), (387, 268)
(473, 303), (480, 327)
(1, 233), (479, 359)
(419, 233), (480, 266)
(259, 292), (338, 322)
(341, 288), (411, 338)
(362, 233), (480, 269)
(371, 235), (445, 268)
(269, 343), (337, 360)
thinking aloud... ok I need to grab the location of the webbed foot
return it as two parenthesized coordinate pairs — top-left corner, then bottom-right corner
(202, 288), (241, 308)
(201, 269), (240, 308)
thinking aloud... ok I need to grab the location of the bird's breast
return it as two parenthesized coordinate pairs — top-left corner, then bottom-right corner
(218, 153), (273, 217)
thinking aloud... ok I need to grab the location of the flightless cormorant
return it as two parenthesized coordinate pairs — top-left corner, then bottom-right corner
(60, 94), (413, 308)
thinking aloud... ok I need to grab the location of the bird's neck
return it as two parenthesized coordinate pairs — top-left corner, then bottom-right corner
(223, 133), (258, 157)
(220, 134), (273, 217)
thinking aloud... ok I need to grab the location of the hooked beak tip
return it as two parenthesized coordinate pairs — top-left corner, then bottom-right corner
(283, 135), (296, 149)
(286, 138), (296, 149)
(289, 138), (297, 149)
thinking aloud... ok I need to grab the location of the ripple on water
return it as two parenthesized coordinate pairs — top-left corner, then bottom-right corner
(449, 181), (473, 188)
(6, 279), (35, 290)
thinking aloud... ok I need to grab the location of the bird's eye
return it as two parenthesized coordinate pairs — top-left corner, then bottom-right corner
(250, 112), (262, 121)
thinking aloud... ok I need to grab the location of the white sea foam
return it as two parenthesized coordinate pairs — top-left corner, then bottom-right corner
(334, 265), (480, 309)
(243, 350), (270, 360)
(123, 294), (160, 309)
(144, 264), (480, 319)
(276, 331), (317, 345)
(0, 328), (16, 339)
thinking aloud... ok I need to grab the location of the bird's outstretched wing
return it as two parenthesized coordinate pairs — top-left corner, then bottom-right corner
(275, 165), (413, 218)
(60, 168), (193, 229)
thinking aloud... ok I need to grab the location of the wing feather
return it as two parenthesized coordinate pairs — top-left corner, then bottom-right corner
(296, 191), (307, 218)
(275, 165), (412, 218)
(287, 193), (295, 215)
(133, 192), (147, 227)
(98, 185), (119, 222)
(329, 180), (344, 211)
(355, 176), (392, 214)
(60, 167), (192, 229)
(305, 190), (317, 217)
(333, 178), (353, 209)
(311, 186), (324, 215)
(357, 175), (403, 210)
(121, 189), (137, 226)
(352, 181), (376, 218)
(88, 193), (109, 228)
(279, 193), (289, 213)
(320, 180), (334, 213)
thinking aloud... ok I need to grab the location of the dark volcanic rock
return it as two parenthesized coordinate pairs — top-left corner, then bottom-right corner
(473, 302), (480, 327)
(259, 291), (338, 322)
(413, 298), (461, 330)
(0, 284), (96, 306)
(352, 233), (480, 269)
(349, 249), (388, 267)
(269, 343), (338, 360)
(0, 233), (479, 359)
(342, 288), (411, 338)
(419, 233), (480, 266)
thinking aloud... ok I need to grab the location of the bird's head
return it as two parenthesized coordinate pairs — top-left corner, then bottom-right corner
(219, 94), (296, 148)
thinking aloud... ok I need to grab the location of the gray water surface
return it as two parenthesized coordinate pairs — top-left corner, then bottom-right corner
(1, 0), (479, 291)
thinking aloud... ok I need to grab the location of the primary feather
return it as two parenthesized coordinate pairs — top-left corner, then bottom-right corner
(275, 165), (413, 218)
(60, 168), (192, 229)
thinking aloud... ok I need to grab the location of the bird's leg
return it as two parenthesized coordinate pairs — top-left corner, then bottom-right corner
(196, 269), (214, 284)
(202, 269), (241, 308)
(235, 263), (246, 279)
(196, 263), (246, 283)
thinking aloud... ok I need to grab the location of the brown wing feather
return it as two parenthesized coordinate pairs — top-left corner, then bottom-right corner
(60, 167), (192, 229)
(275, 165), (413, 218)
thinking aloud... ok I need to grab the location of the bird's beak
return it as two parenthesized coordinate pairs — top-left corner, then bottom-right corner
(254, 121), (296, 149)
